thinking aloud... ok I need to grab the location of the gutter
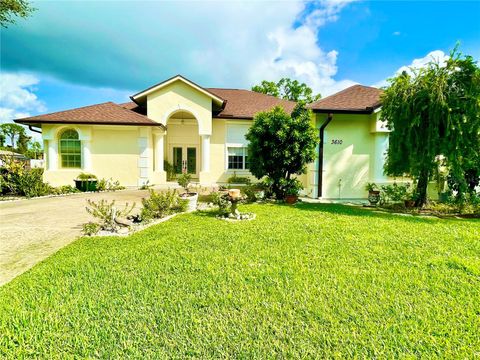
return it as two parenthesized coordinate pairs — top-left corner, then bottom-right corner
(317, 113), (333, 198)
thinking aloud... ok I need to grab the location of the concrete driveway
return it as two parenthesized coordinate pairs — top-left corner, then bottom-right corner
(0, 189), (149, 286)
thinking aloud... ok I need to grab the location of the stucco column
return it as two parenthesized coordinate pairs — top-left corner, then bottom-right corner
(82, 140), (92, 171)
(47, 139), (58, 170)
(373, 133), (388, 182)
(201, 134), (210, 173)
(155, 132), (164, 172)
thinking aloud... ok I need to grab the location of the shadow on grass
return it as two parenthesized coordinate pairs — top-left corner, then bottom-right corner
(193, 209), (219, 219)
(274, 202), (479, 225)
(191, 202), (479, 226)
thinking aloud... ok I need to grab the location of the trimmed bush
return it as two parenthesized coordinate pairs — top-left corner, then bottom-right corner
(141, 189), (188, 221)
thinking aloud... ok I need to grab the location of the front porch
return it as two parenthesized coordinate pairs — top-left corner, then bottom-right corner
(148, 109), (212, 186)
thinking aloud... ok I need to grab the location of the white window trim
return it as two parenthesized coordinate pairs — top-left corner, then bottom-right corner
(225, 144), (249, 171)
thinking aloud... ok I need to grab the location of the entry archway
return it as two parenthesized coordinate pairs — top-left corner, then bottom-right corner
(165, 110), (200, 179)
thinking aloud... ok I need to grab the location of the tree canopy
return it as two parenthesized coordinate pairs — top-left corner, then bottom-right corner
(252, 78), (321, 103)
(245, 104), (318, 199)
(0, 0), (35, 27)
(382, 47), (480, 206)
(0, 123), (27, 149)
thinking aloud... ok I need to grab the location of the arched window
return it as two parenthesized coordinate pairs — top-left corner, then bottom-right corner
(59, 129), (81, 168)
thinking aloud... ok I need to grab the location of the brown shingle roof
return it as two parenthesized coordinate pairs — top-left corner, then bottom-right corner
(15, 102), (162, 127)
(308, 85), (383, 113)
(14, 87), (297, 127)
(206, 88), (297, 119)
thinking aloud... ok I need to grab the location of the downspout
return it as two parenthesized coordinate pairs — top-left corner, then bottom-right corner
(28, 125), (42, 134)
(317, 113), (333, 198)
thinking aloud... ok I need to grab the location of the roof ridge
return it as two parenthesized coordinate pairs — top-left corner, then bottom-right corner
(205, 87), (248, 90)
(207, 87), (297, 104)
(309, 84), (361, 106)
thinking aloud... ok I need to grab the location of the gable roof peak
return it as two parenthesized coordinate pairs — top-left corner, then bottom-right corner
(131, 74), (225, 106)
(308, 84), (383, 114)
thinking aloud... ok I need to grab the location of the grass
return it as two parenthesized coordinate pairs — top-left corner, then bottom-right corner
(0, 203), (479, 358)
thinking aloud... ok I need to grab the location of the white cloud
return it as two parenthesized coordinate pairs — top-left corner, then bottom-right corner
(3, 0), (358, 100)
(248, 0), (358, 97)
(372, 50), (449, 88)
(0, 73), (46, 123)
(392, 31), (401, 36)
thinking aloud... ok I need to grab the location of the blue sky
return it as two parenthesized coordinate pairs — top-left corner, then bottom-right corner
(1, 0), (479, 126)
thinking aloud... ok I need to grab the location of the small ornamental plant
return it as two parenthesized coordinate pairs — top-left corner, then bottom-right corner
(85, 199), (135, 232)
(77, 173), (97, 180)
(177, 172), (198, 211)
(365, 183), (378, 193)
(177, 172), (192, 193)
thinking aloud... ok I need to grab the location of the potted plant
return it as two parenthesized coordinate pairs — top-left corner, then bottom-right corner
(404, 189), (418, 208)
(284, 178), (303, 204)
(177, 172), (198, 212)
(404, 197), (416, 208)
(75, 173), (98, 192)
(365, 182), (380, 205)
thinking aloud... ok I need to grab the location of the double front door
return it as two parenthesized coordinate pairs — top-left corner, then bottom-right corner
(172, 145), (197, 177)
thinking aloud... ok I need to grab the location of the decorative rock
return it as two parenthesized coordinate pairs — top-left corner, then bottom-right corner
(115, 217), (134, 227)
(117, 227), (130, 234)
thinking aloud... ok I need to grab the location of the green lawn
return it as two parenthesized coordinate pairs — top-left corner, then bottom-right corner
(1, 203), (479, 358)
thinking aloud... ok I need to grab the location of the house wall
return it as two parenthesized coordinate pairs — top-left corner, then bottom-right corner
(306, 112), (392, 199)
(146, 81), (212, 135)
(90, 127), (140, 186)
(38, 79), (401, 199)
(41, 124), (147, 187)
(39, 111), (395, 199)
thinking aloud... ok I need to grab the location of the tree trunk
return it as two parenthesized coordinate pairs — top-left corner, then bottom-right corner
(415, 169), (430, 207)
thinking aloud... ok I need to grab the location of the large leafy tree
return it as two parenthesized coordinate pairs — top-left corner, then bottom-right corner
(252, 78), (321, 103)
(382, 48), (480, 206)
(0, 123), (26, 149)
(0, 0), (35, 27)
(28, 141), (43, 159)
(17, 132), (31, 154)
(245, 104), (318, 199)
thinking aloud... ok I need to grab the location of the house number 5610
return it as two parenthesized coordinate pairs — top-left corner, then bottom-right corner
(331, 139), (343, 144)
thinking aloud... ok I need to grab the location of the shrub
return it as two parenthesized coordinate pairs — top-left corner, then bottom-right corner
(245, 104), (317, 199)
(85, 199), (135, 232)
(141, 189), (187, 221)
(227, 172), (251, 185)
(164, 161), (176, 181)
(242, 185), (257, 203)
(16, 168), (52, 198)
(1, 158), (26, 195)
(82, 222), (100, 236)
(53, 185), (79, 195)
(211, 191), (231, 216)
(97, 178), (125, 191)
(1, 160), (52, 198)
(380, 183), (412, 205)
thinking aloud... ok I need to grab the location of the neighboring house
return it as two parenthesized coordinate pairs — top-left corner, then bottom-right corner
(0, 150), (27, 167)
(15, 75), (390, 199)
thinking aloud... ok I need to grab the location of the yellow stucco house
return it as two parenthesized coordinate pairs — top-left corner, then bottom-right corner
(16, 75), (389, 199)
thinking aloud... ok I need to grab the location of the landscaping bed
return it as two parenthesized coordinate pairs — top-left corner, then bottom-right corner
(0, 203), (478, 358)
